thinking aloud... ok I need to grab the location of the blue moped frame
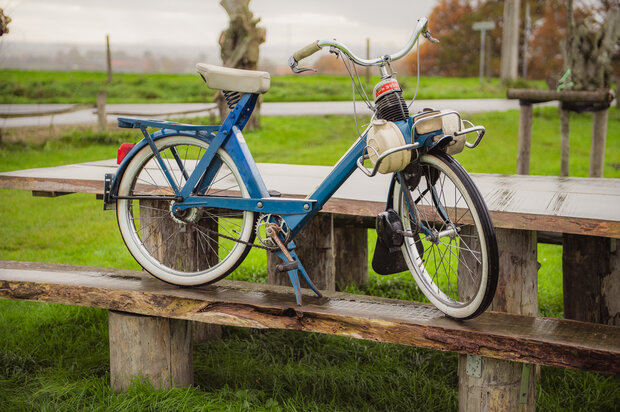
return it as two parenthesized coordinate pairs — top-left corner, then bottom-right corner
(106, 91), (442, 305)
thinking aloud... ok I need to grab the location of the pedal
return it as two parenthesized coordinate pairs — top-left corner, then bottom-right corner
(276, 261), (299, 272)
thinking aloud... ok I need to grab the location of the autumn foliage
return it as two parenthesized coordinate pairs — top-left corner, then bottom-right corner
(406, 0), (611, 80)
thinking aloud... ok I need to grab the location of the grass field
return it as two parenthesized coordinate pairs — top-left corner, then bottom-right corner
(1, 108), (619, 410)
(0, 69), (547, 104)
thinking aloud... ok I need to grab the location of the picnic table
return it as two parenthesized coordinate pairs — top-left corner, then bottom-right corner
(1, 159), (619, 411)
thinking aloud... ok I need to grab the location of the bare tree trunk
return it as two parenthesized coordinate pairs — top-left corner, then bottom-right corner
(217, 0), (266, 129)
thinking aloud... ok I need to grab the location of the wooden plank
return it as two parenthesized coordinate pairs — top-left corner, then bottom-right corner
(506, 89), (614, 103)
(0, 260), (619, 375)
(1, 161), (619, 237)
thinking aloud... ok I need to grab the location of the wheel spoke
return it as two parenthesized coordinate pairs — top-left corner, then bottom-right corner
(117, 135), (255, 285)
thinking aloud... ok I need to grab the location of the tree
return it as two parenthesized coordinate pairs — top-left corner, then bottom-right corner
(407, 0), (611, 82)
(565, 2), (620, 90)
(216, 0), (266, 128)
(406, 0), (503, 77)
(0, 8), (10, 36)
(527, 0), (616, 85)
(527, 0), (568, 82)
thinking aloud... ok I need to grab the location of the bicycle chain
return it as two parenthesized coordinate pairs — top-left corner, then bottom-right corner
(199, 224), (273, 251)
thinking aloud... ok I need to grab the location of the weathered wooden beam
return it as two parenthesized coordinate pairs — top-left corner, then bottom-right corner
(1, 261), (619, 375)
(506, 88), (614, 104)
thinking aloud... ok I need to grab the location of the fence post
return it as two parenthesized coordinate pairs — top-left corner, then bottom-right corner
(589, 108), (608, 178)
(96, 92), (107, 132)
(106, 34), (113, 84)
(516, 101), (533, 175)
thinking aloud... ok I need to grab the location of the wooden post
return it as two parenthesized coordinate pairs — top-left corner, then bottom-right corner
(140, 199), (222, 342)
(589, 108), (608, 178)
(560, 109), (570, 177)
(334, 226), (368, 290)
(516, 101), (533, 175)
(562, 235), (620, 326)
(96, 92), (107, 132)
(458, 228), (538, 412)
(109, 311), (193, 392)
(268, 213), (335, 291)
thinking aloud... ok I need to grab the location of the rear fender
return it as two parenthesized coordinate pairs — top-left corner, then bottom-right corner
(106, 130), (214, 205)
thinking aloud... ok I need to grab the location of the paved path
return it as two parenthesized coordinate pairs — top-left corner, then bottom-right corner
(0, 99), (553, 128)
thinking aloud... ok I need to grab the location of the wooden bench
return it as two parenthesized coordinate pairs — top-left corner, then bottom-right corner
(1, 160), (619, 411)
(1, 160), (618, 320)
(1, 261), (618, 385)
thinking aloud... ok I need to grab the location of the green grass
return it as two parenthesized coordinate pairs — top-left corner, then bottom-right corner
(0, 70), (546, 104)
(1, 109), (619, 410)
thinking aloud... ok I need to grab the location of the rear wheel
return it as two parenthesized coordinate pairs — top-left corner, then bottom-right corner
(116, 135), (255, 286)
(393, 151), (498, 319)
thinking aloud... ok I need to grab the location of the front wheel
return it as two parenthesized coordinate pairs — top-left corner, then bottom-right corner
(393, 151), (498, 319)
(116, 135), (256, 286)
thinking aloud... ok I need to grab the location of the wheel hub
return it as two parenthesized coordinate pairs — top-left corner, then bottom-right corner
(170, 203), (202, 225)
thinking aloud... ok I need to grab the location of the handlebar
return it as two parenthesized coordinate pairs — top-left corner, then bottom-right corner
(289, 17), (438, 73)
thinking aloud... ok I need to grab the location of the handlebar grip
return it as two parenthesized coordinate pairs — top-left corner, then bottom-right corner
(293, 41), (321, 62)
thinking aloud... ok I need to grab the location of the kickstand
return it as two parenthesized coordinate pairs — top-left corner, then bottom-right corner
(275, 249), (323, 306)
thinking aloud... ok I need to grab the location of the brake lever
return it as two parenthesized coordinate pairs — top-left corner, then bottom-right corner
(288, 56), (317, 74)
(422, 29), (440, 44)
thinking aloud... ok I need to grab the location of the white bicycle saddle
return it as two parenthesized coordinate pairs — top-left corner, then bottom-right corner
(196, 63), (270, 94)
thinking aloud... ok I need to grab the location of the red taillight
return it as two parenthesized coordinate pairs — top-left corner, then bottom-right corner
(117, 143), (136, 164)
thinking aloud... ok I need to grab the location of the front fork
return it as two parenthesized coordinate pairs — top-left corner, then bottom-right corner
(395, 157), (455, 242)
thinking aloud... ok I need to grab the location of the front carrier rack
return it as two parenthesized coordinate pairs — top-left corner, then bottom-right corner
(356, 110), (486, 177)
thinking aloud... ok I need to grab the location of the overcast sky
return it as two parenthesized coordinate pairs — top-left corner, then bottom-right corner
(1, 0), (436, 61)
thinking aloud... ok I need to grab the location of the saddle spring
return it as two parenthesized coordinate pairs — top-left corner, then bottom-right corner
(223, 90), (242, 109)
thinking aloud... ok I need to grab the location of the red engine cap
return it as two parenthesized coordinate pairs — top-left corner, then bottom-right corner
(374, 79), (402, 100)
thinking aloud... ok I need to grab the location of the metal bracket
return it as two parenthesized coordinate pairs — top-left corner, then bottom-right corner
(103, 173), (116, 211)
(465, 355), (482, 378)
